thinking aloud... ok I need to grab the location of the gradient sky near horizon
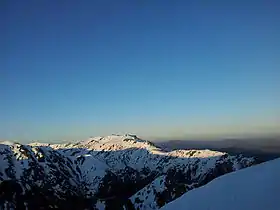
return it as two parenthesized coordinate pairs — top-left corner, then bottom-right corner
(1, 1), (280, 143)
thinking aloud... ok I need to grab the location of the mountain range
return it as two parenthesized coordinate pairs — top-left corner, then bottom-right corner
(0, 134), (271, 209)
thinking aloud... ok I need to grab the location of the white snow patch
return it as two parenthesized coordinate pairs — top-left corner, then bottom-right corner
(95, 201), (106, 210)
(0, 141), (14, 145)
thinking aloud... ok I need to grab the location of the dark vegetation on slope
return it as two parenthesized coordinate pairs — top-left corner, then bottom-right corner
(0, 180), (94, 210)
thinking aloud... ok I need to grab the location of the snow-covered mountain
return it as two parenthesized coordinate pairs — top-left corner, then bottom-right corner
(160, 157), (280, 210)
(0, 134), (264, 209)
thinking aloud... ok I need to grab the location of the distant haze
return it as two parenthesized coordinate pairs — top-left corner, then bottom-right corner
(154, 136), (280, 161)
(1, 1), (280, 143)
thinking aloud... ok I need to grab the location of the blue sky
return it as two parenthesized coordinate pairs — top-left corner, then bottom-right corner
(1, 1), (280, 142)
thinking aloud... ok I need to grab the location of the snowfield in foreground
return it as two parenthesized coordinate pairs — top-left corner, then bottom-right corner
(160, 158), (280, 210)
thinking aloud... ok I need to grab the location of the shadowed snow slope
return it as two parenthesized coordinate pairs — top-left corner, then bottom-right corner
(160, 158), (280, 210)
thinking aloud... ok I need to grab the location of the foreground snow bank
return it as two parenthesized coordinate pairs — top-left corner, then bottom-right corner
(161, 158), (280, 210)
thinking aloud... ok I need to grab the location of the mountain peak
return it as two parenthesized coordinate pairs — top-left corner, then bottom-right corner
(76, 134), (157, 151)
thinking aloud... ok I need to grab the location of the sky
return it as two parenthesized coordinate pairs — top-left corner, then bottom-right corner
(1, 0), (280, 143)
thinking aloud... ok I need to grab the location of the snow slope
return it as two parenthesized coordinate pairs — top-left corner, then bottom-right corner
(161, 158), (280, 210)
(129, 175), (166, 210)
